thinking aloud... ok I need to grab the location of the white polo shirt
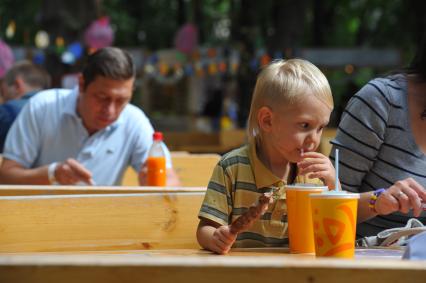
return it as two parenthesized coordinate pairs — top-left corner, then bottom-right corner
(3, 87), (169, 185)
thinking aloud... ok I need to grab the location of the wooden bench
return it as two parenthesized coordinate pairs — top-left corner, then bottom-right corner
(0, 189), (205, 253)
(164, 129), (246, 154)
(0, 185), (204, 196)
(121, 153), (221, 187)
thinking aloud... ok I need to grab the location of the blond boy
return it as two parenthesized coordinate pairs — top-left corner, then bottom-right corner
(197, 59), (336, 254)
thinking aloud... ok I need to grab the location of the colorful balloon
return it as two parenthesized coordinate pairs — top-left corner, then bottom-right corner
(35, 30), (49, 49)
(174, 23), (198, 54)
(84, 17), (114, 49)
(0, 39), (14, 77)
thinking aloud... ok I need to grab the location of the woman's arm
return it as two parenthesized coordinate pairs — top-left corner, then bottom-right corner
(330, 78), (392, 222)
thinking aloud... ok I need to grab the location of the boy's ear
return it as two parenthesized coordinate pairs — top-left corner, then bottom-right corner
(257, 106), (273, 132)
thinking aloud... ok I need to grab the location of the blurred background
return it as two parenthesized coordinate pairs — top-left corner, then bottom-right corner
(0, 0), (425, 134)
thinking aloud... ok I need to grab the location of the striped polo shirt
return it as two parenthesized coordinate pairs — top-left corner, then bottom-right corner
(198, 141), (322, 248)
(330, 74), (426, 238)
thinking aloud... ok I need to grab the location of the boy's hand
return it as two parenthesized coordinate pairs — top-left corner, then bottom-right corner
(211, 225), (237, 254)
(297, 152), (336, 189)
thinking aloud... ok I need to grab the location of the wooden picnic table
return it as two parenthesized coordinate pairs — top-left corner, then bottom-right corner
(0, 247), (424, 283)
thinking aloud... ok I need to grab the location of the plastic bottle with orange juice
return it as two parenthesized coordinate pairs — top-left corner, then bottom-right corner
(146, 132), (166, 186)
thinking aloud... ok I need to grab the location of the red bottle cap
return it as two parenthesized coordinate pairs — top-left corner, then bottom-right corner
(153, 131), (163, 141)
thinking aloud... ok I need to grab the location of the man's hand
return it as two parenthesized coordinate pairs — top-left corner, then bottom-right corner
(54, 158), (94, 185)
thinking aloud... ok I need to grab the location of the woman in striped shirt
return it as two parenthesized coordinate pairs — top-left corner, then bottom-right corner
(331, 34), (426, 238)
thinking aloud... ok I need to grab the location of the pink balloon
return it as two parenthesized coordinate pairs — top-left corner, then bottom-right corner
(0, 39), (14, 78)
(84, 17), (114, 49)
(174, 23), (198, 54)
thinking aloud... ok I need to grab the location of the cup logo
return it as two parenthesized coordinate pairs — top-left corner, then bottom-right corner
(313, 204), (356, 256)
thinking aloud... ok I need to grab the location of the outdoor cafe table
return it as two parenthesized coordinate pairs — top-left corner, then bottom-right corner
(0, 247), (425, 283)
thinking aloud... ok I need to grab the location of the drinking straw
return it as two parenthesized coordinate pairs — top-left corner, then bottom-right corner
(300, 148), (306, 183)
(335, 148), (340, 191)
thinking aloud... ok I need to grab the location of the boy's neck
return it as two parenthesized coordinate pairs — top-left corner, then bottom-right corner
(256, 142), (292, 182)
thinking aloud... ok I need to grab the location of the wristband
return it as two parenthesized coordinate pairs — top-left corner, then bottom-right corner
(369, 188), (386, 213)
(48, 162), (58, 184)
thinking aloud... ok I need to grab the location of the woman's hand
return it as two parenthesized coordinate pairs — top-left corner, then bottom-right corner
(297, 151), (336, 189)
(375, 178), (426, 217)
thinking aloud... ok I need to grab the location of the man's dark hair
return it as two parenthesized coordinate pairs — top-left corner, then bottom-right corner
(4, 60), (51, 89)
(82, 47), (135, 88)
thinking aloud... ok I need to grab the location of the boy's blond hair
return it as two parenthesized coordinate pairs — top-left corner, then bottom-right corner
(247, 58), (333, 141)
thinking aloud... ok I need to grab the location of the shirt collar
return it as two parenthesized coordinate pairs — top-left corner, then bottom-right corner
(63, 87), (79, 117)
(248, 140), (283, 189)
(63, 87), (123, 132)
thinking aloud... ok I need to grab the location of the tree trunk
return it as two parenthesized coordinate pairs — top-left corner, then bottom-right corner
(270, 0), (310, 50)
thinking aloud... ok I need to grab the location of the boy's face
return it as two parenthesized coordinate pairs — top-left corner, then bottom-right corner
(260, 94), (332, 163)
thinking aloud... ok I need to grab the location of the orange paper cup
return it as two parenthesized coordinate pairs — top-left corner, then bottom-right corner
(286, 184), (328, 254)
(310, 191), (359, 258)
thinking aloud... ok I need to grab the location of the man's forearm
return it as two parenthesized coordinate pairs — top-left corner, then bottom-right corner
(0, 162), (50, 185)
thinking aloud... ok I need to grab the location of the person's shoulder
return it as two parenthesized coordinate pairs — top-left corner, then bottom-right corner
(218, 145), (250, 169)
(120, 103), (153, 134)
(122, 103), (149, 120)
(27, 88), (73, 107)
(355, 75), (404, 107)
(0, 103), (11, 120)
(363, 75), (405, 97)
(0, 100), (25, 120)
(1, 99), (20, 110)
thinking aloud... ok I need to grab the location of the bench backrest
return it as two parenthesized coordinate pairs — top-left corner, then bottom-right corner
(0, 191), (204, 253)
(122, 153), (220, 187)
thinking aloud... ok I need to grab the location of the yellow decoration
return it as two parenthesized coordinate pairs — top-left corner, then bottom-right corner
(35, 31), (49, 49)
(219, 61), (227, 73)
(56, 36), (65, 47)
(208, 63), (217, 75)
(195, 62), (204, 77)
(260, 54), (271, 67)
(6, 20), (16, 38)
(231, 63), (239, 74)
(220, 116), (233, 130)
(159, 62), (169, 75)
(344, 64), (354, 74)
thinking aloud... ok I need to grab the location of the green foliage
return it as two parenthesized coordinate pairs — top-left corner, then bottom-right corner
(0, 0), (43, 45)
(103, 0), (179, 48)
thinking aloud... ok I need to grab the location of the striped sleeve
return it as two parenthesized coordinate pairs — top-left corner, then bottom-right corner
(198, 162), (233, 226)
(330, 79), (392, 192)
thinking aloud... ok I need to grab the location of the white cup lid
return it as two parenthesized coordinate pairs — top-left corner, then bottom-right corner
(309, 190), (360, 199)
(285, 183), (328, 191)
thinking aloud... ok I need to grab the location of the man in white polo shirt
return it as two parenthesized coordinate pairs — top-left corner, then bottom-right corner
(0, 47), (178, 186)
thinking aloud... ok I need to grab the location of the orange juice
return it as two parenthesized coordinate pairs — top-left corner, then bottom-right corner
(310, 191), (359, 258)
(146, 156), (166, 186)
(286, 184), (327, 253)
